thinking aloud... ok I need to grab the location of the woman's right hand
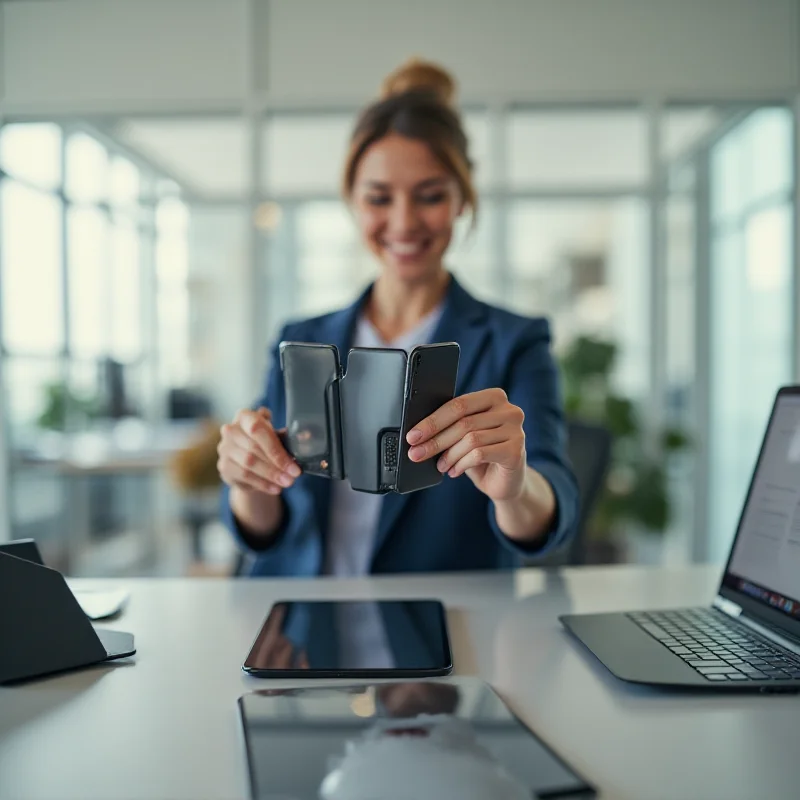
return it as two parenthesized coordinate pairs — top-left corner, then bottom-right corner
(217, 407), (301, 496)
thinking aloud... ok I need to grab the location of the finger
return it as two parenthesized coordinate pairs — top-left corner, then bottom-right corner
(221, 424), (296, 489)
(218, 434), (288, 487)
(296, 650), (310, 670)
(223, 437), (298, 489)
(218, 455), (283, 495)
(406, 389), (506, 446)
(448, 442), (519, 478)
(271, 637), (295, 669)
(263, 604), (287, 638)
(234, 406), (271, 425)
(407, 409), (509, 462)
(220, 423), (260, 455)
(435, 426), (511, 473)
(239, 410), (301, 478)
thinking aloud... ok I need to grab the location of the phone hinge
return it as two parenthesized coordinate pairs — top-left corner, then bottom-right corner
(713, 595), (742, 618)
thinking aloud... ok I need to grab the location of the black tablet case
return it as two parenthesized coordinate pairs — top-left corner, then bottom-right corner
(0, 550), (135, 685)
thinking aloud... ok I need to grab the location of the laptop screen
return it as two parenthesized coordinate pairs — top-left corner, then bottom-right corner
(723, 390), (800, 621)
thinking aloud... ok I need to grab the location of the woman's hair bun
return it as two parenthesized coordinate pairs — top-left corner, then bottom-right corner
(379, 57), (457, 107)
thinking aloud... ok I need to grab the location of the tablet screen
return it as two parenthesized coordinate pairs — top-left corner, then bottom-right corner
(238, 677), (595, 798)
(243, 600), (452, 677)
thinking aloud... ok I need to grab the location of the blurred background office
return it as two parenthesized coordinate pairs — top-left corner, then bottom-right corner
(0, 0), (796, 577)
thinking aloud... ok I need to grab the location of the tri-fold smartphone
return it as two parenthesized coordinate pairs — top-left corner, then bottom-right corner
(279, 341), (460, 494)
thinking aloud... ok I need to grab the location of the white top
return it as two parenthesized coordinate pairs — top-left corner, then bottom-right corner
(323, 305), (443, 668)
(323, 304), (444, 578)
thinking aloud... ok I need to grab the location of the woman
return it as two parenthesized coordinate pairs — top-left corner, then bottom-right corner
(218, 59), (579, 577)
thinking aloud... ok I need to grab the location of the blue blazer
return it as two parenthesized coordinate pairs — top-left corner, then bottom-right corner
(221, 276), (579, 576)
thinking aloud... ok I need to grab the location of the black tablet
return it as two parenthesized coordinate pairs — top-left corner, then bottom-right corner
(238, 677), (595, 798)
(242, 599), (452, 678)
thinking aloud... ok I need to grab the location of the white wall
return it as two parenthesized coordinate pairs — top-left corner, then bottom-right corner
(2, 0), (249, 110)
(1, 0), (798, 113)
(264, 0), (800, 102)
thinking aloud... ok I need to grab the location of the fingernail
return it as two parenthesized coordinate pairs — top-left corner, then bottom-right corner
(437, 458), (447, 472)
(408, 446), (424, 461)
(448, 468), (457, 478)
(279, 473), (293, 487)
(287, 463), (301, 478)
(406, 429), (422, 444)
(266, 485), (281, 495)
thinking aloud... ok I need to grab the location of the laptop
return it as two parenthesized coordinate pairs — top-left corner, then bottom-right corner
(561, 385), (800, 692)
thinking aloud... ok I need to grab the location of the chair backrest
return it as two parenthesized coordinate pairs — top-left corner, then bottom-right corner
(564, 419), (613, 563)
(522, 418), (612, 568)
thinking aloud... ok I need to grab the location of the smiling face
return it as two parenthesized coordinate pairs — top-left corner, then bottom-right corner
(350, 134), (464, 285)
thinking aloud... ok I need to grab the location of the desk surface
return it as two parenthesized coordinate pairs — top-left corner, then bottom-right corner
(1, 564), (798, 800)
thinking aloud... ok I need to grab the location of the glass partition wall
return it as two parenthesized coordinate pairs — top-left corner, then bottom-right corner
(0, 101), (795, 573)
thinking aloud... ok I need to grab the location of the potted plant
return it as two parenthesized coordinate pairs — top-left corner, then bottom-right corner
(37, 381), (102, 431)
(560, 336), (691, 562)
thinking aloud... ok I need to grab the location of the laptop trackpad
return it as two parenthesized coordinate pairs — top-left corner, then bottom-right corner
(563, 612), (702, 686)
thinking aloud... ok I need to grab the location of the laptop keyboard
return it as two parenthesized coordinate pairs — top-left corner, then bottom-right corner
(627, 608), (800, 682)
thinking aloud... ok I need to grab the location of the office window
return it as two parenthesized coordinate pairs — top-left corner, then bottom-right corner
(664, 165), (696, 423)
(462, 110), (492, 189)
(65, 133), (108, 203)
(507, 110), (648, 189)
(262, 109), (491, 196)
(114, 117), (247, 198)
(1, 181), (64, 353)
(109, 156), (141, 208)
(0, 123), (62, 190)
(508, 198), (649, 396)
(4, 358), (63, 441)
(661, 107), (722, 164)
(110, 217), (142, 363)
(156, 197), (190, 387)
(262, 114), (354, 196)
(68, 206), (109, 359)
(708, 107), (793, 563)
(294, 201), (375, 316)
(448, 200), (501, 305)
(749, 108), (792, 200)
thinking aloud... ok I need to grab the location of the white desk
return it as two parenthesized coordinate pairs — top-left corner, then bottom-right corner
(1, 564), (798, 799)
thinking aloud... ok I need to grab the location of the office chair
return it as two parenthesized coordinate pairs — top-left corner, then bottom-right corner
(529, 419), (613, 567)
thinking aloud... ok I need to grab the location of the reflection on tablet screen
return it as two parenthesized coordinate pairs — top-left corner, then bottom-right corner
(238, 677), (594, 798)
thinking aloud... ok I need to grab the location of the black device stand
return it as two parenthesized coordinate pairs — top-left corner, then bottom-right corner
(0, 552), (135, 685)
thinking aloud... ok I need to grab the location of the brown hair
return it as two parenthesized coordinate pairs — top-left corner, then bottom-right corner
(343, 58), (477, 219)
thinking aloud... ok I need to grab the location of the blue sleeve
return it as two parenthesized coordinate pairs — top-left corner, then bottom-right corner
(219, 326), (323, 577)
(487, 319), (579, 558)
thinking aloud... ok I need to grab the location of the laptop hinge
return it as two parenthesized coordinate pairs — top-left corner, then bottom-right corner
(713, 595), (742, 617)
(714, 595), (800, 653)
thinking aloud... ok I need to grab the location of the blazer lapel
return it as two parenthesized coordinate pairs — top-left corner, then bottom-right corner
(371, 275), (491, 563)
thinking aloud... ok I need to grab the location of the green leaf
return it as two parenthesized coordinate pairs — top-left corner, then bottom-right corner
(560, 336), (617, 382)
(626, 464), (670, 530)
(557, 334), (691, 536)
(662, 427), (691, 451)
(604, 396), (638, 438)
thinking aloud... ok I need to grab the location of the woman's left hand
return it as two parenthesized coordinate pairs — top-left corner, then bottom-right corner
(406, 388), (527, 502)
